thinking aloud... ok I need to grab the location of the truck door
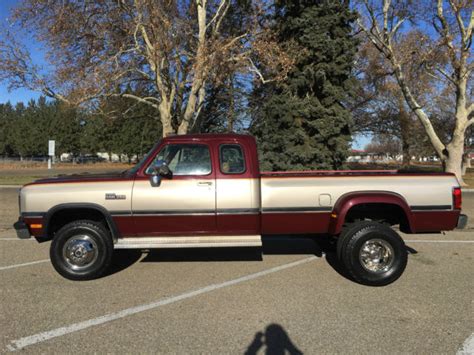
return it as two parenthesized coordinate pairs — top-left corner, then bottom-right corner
(131, 143), (216, 235)
(215, 143), (260, 235)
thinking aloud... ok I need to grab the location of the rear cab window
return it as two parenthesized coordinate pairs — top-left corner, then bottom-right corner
(219, 144), (246, 174)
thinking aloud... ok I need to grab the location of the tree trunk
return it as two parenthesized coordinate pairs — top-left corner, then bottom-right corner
(401, 139), (410, 168)
(179, 78), (206, 135)
(161, 119), (174, 137)
(446, 71), (469, 186)
(179, 82), (202, 135)
(159, 102), (174, 137)
(445, 138), (466, 186)
(462, 152), (471, 175)
(177, 0), (207, 135)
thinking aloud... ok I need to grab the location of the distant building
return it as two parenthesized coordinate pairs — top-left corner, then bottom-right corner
(347, 150), (440, 163)
(347, 149), (401, 163)
(59, 152), (138, 163)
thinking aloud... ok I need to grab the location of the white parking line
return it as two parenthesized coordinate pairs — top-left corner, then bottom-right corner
(0, 259), (49, 271)
(405, 240), (474, 243)
(457, 333), (474, 354)
(6, 256), (318, 351)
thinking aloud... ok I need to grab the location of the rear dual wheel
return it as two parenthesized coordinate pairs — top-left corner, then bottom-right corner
(337, 221), (407, 286)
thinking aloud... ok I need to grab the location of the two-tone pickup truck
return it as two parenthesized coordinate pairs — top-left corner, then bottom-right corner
(15, 134), (467, 285)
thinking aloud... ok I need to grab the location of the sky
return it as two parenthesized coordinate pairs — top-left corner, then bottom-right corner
(0, 0), (371, 149)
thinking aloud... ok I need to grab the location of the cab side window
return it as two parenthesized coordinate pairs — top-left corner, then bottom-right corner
(147, 144), (211, 175)
(219, 144), (245, 174)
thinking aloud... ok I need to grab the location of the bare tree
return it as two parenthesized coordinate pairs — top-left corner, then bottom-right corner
(365, 135), (402, 159)
(0, 1), (292, 137)
(356, 0), (473, 184)
(353, 41), (413, 166)
(0, 31), (71, 104)
(353, 34), (452, 168)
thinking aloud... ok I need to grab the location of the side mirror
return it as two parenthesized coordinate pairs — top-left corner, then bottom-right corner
(149, 162), (172, 187)
(150, 173), (162, 187)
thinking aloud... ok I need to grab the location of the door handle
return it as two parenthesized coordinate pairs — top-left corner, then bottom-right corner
(197, 181), (213, 186)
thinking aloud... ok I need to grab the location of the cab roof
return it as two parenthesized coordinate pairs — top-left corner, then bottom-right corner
(163, 133), (255, 143)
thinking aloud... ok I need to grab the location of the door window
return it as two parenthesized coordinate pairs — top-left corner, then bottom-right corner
(146, 144), (212, 176)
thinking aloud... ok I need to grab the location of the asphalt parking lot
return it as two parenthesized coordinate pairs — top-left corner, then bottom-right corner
(0, 187), (473, 354)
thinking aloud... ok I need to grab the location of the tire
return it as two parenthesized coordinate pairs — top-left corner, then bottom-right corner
(337, 221), (407, 286)
(50, 220), (113, 281)
(337, 222), (356, 261)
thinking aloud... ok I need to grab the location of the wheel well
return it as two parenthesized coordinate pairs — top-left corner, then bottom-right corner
(47, 208), (113, 239)
(344, 203), (411, 233)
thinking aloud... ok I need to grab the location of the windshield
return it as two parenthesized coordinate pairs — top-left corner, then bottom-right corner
(123, 141), (161, 175)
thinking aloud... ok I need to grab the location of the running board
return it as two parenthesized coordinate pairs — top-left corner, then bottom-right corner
(114, 235), (262, 249)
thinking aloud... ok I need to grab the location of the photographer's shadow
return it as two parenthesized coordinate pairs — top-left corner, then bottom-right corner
(245, 323), (303, 355)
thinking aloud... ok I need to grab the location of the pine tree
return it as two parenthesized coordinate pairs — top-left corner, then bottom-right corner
(88, 92), (162, 161)
(0, 102), (14, 155)
(252, 0), (358, 171)
(49, 102), (82, 156)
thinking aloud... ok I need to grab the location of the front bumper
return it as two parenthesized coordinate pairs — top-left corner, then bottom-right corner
(14, 218), (31, 239)
(456, 214), (468, 229)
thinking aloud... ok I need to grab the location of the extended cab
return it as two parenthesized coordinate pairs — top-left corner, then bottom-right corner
(15, 134), (467, 285)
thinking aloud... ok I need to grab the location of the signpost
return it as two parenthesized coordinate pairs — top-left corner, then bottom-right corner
(48, 140), (55, 170)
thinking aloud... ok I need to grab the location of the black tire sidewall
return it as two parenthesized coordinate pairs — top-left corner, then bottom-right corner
(50, 221), (112, 280)
(337, 221), (374, 263)
(343, 224), (407, 286)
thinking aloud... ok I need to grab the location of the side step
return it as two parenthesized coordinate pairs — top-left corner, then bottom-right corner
(114, 235), (262, 249)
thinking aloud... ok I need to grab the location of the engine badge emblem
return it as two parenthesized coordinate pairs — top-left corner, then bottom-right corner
(105, 193), (126, 200)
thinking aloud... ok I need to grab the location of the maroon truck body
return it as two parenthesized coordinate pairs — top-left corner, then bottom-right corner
(21, 133), (463, 240)
(16, 134), (467, 284)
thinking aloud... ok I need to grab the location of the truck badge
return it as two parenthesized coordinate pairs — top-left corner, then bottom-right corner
(105, 193), (126, 200)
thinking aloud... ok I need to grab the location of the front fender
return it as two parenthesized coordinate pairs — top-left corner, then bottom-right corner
(44, 203), (120, 241)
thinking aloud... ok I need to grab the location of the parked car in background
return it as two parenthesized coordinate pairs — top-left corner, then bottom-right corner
(75, 154), (105, 164)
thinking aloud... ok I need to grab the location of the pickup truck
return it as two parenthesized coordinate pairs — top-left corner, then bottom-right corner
(15, 133), (467, 285)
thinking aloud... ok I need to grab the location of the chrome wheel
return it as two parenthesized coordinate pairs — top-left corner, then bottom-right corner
(358, 238), (394, 273)
(62, 235), (98, 270)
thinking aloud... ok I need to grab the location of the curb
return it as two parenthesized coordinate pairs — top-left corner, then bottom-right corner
(462, 189), (474, 192)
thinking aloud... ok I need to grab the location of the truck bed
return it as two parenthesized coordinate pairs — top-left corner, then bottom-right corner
(259, 170), (460, 235)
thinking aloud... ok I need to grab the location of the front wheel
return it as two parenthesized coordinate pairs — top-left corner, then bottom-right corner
(50, 220), (113, 280)
(337, 221), (407, 286)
